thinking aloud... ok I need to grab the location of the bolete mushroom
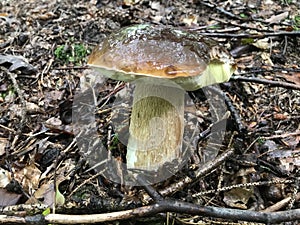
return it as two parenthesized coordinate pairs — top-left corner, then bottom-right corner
(88, 24), (236, 171)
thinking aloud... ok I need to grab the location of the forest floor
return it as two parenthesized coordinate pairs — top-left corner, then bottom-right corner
(0, 0), (300, 224)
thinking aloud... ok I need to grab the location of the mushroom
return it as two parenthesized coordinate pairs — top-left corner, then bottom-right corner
(88, 24), (236, 171)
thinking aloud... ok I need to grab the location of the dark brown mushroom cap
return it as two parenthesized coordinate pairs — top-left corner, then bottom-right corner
(88, 24), (213, 77)
(88, 24), (236, 90)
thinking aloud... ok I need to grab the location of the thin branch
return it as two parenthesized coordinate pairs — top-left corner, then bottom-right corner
(192, 179), (294, 197)
(134, 174), (164, 202)
(237, 67), (300, 74)
(212, 17), (273, 32)
(159, 148), (234, 197)
(230, 75), (300, 90)
(264, 131), (300, 140)
(55, 65), (89, 70)
(199, 1), (245, 21)
(197, 31), (300, 39)
(263, 193), (300, 212)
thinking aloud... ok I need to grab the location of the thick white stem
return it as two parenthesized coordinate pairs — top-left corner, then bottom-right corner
(127, 78), (185, 171)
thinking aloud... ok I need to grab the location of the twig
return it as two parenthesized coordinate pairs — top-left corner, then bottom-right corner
(197, 31), (300, 39)
(263, 130), (300, 140)
(282, 35), (288, 55)
(207, 86), (246, 133)
(1, 66), (27, 132)
(212, 17), (273, 32)
(44, 199), (300, 224)
(199, 1), (245, 21)
(159, 148), (234, 197)
(55, 65), (89, 70)
(0, 124), (16, 133)
(237, 67), (300, 75)
(263, 193), (300, 212)
(135, 174), (164, 202)
(192, 179), (293, 197)
(68, 168), (106, 198)
(230, 75), (300, 90)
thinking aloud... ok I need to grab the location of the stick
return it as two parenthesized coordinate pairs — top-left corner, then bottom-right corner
(230, 75), (300, 90)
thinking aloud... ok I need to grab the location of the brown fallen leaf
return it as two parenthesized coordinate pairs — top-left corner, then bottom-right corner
(223, 187), (254, 209)
(273, 113), (288, 120)
(14, 164), (41, 194)
(26, 177), (65, 207)
(280, 72), (300, 86)
(0, 188), (22, 207)
(266, 12), (289, 24)
(0, 138), (7, 156)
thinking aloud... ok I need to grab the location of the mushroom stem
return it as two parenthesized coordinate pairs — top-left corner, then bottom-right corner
(126, 78), (185, 171)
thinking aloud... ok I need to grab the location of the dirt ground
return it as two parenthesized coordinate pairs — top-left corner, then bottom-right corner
(0, 0), (300, 224)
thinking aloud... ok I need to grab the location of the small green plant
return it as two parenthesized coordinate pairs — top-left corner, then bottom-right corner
(293, 15), (300, 29)
(257, 137), (265, 145)
(240, 13), (248, 19)
(207, 24), (222, 29)
(109, 134), (119, 151)
(280, 0), (293, 5)
(241, 38), (254, 45)
(0, 87), (15, 102)
(54, 43), (88, 64)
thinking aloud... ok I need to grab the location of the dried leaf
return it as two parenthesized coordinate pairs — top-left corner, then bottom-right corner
(150, 1), (161, 10)
(45, 117), (62, 126)
(0, 54), (37, 74)
(273, 113), (288, 120)
(265, 12), (289, 24)
(0, 168), (11, 188)
(262, 140), (278, 152)
(261, 52), (274, 66)
(123, 0), (140, 6)
(0, 138), (7, 156)
(27, 182), (55, 206)
(281, 135), (300, 148)
(37, 12), (56, 20)
(27, 178), (65, 207)
(223, 187), (253, 209)
(182, 15), (198, 26)
(26, 102), (44, 114)
(252, 38), (270, 50)
(267, 148), (300, 173)
(279, 154), (300, 173)
(14, 164), (41, 194)
(0, 188), (22, 207)
(280, 72), (300, 86)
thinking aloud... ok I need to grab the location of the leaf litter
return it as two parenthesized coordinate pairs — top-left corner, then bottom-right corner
(0, 0), (299, 224)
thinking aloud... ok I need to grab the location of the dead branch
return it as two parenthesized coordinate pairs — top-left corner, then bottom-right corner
(197, 31), (300, 39)
(159, 148), (234, 197)
(199, 1), (245, 21)
(43, 200), (300, 224)
(237, 67), (300, 74)
(230, 75), (300, 90)
(1, 198), (300, 224)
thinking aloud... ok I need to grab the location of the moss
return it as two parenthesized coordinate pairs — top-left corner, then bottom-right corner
(54, 43), (89, 65)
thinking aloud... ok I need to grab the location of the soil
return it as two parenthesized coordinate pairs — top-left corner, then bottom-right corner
(0, 0), (299, 224)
